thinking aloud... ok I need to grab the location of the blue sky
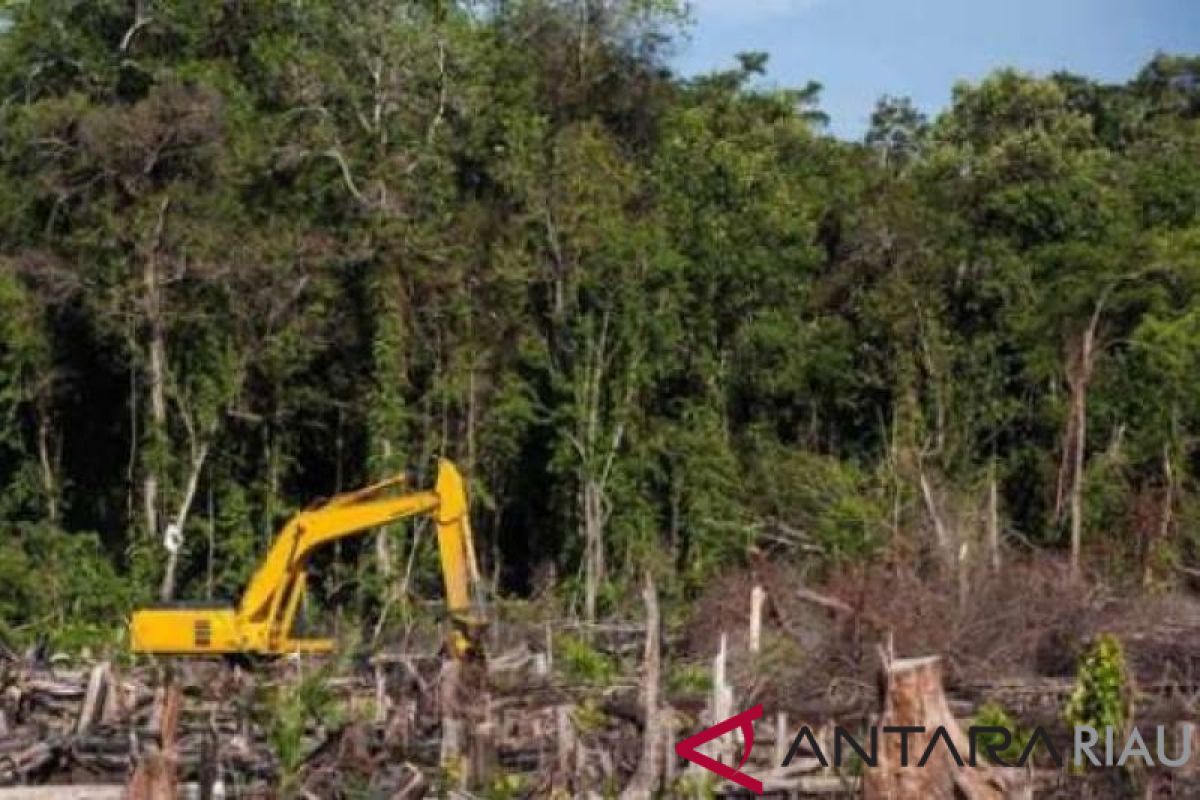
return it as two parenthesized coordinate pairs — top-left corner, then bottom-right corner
(674, 0), (1200, 139)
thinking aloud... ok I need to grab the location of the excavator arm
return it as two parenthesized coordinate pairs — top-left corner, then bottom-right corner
(130, 459), (482, 658)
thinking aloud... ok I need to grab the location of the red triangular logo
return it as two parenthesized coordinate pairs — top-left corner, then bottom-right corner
(675, 704), (764, 795)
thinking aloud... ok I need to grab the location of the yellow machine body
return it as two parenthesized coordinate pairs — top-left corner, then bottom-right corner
(130, 458), (481, 658)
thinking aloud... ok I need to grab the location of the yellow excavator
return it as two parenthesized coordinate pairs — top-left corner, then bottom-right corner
(129, 459), (483, 660)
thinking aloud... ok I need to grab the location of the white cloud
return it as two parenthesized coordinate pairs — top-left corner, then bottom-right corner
(687, 0), (828, 20)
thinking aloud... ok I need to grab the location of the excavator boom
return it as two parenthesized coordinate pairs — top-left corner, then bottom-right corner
(130, 459), (481, 658)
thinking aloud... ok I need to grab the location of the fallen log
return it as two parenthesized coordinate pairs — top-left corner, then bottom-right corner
(76, 663), (111, 735)
(0, 739), (62, 784)
(0, 788), (126, 800)
(0, 784), (211, 799)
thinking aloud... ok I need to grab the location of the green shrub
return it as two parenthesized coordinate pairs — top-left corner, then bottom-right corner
(571, 697), (610, 733)
(264, 664), (342, 793)
(973, 701), (1030, 764)
(1063, 634), (1133, 735)
(670, 773), (719, 799)
(746, 443), (887, 564)
(0, 523), (130, 650)
(667, 662), (712, 695)
(555, 633), (619, 686)
(485, 772), (528, 799)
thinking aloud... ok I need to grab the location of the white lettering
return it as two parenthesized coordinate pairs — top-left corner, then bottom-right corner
(1074, 726), (1101, 767)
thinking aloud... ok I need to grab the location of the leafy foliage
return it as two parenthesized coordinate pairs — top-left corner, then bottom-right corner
(0, 1), (1195, 648)
(264, 663), (343, 792)
(973, 701), (1031, 765)
(0, 522), (130, 648)
(554, 632), (619, 686)
(1063, 634), (1134, 735)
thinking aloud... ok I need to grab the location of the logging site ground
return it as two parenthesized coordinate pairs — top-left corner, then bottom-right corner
(1, 2), (1200, 799)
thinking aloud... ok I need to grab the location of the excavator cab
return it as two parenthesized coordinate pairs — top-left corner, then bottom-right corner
(130, 603), (242, 654)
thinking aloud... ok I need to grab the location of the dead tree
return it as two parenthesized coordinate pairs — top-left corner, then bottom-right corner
(622, 573), (662, 799)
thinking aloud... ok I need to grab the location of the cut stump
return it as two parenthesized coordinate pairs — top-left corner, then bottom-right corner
(863, 656), (1030, 800)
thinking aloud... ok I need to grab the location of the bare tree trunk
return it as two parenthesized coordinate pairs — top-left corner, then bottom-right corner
(1053, 410), (1075, 526)
(159, 441), (209, 601)
(266, 416), (281, 543)
(987, 464), (1000, 574)
(142, 199), (170, 543)
(622, 573), (661, 799)
(160, 345), (233, 601)
(1067, 369), (1087, 583)
(916, 308), (947, 455)
(205, 482), (215, 600)
(376, 439), (394, 579)
(706, 633), (733, 768)
(119, 0), (150, 52)
(580, 315), (605, 627)
(574, 312), (627, 627)
(749, 585), (766, 655)
(143, 310), (165, 541)
(668, 476), (681, 559)
(919, 465), (951, 569)
(126, 350), (140, 533)
(583, 479), (605, 626)
(1148, 444), (1175, 587)
(35, 399), (58, 524)
(1067, 310), (1101, 583)
(467, 365), (477, 473)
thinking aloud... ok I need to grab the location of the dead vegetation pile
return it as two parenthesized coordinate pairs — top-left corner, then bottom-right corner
(683, 553), (1200, 723)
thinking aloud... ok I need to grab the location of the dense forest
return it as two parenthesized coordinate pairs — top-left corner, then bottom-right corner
(1, 0), (1199, 651)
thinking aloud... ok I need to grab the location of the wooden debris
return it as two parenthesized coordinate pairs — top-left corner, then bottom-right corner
(127, 683), (181, 800)
(10, 615), (1171, 798)
(76, 663), (109, 735)
(0, 740), (60, 785)
(708, 632), (733, 767)
(438, 658), (466, 789)
(0, 787), (129, 799)
(749, 585), (766, 655)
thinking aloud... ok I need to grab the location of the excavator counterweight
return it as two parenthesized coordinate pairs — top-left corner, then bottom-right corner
(130, 459), (482, 659)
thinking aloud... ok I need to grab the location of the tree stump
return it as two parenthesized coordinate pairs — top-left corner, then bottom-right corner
(863, 656), (1029, 800)
(127, 683), (181, 800)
